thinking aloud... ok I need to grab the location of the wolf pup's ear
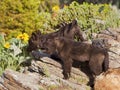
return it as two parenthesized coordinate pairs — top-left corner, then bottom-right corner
(72, 19), (78, 26)
(31, 30), (41, 40)
(36, 30), (41, 36)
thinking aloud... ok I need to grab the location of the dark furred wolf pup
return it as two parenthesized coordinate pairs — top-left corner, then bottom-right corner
(42, 37), (109, 79)
(27, 19), (85, 52)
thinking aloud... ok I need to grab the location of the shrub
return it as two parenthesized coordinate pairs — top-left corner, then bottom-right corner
(0, 0), (39, 38)
(39, 0), (59, 12)
(0, 0), (59, 39)
(51, 1), (120, 39)
(0, 1), (119, 39)
(35, 12), (54, 34)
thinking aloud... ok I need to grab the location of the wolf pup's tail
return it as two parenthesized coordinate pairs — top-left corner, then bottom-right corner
(103, 51), (109, 72)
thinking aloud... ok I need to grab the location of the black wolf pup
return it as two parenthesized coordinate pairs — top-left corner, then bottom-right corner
(27, 19), (85, 52)
(42, 37), (109, 79)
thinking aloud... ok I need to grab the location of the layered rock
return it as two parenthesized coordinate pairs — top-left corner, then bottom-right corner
(0, 57), (91, 90)
(0, 69), (40, 90)
(94, 28), (120, 68)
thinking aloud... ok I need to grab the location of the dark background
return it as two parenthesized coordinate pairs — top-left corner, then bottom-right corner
(59, 0), (120, 8)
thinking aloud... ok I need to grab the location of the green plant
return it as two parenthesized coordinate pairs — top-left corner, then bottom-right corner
(47, 85), (58, 90)
(51, 1), (120, 39)
(0, 1), (119, 39)
(39, 0), (59, 12)
(0, 0), (59, 39)
(0, 33), (30, 75)
(35, 12), (54, 34)
(105, 6), (120, 28)
(42, 63), (50, 77)
(0, 0), (39, 38)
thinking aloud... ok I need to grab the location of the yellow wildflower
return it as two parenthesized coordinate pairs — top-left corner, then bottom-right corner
(17, 33), (29, 42)
(22, 33), (29, 42)
(4, 42), (10, 49)
(17, 33), (23, 40)
(52, 5), (60, 12)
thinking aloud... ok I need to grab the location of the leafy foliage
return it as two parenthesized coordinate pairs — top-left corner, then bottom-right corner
(0, 33), (30, 75)
(51, 1), (120, 39)
(0, 0), (39, 38)
(0, 0), (59, 39)
(0, 1), (119, 39)
(39, 0), (59, 12)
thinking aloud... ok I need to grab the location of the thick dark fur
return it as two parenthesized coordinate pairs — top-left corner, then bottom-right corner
(27, 30), (42, 52)
(92, 38), (111, 50)
(42, 37), (109, 79)
(27, 19), (85, 52)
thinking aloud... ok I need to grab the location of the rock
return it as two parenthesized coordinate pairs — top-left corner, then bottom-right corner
(0, 69), (40, 90)
(0, 57), (91, 90)
(117, 35), (120, 42)
(94, 28), (120, 68)
(27, 57), (91, 89)
(94, 68), (120, 90)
